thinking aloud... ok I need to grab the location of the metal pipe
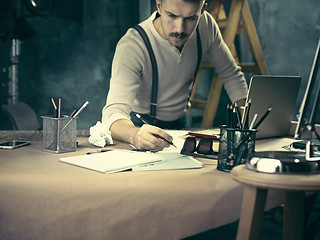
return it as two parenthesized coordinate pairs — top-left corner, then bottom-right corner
(9, 38), (21, 105)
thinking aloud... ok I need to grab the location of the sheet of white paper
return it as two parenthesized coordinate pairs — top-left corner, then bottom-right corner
(162, 130), (189, 153)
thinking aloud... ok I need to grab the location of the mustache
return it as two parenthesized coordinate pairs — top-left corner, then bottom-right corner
(169, 32), (188, 39)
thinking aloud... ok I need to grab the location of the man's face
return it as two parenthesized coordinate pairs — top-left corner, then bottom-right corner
(156, 0), (205, 50)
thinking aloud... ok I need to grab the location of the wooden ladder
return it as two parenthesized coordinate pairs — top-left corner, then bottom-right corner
(189, 0), (269, 128)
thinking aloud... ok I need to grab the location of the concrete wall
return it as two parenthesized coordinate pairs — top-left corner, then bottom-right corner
(0, 0), (139, 129)
(193, 0), (320, 127)
(247, 0), (320, 123)
(0, 0), (319, 130)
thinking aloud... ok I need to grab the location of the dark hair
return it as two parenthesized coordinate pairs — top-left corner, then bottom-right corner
(161, 0), (205, 3)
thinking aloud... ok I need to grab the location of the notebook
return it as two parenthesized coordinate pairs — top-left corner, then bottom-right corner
(60, 149), (203, 174)
(246, 75), (301, 139)
(132, 152), (203, 171)
(60, 149), (162, 173)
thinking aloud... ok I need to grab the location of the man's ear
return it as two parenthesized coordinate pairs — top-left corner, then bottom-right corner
(201, 2), (208, 14)
(156, 0), (162, 14)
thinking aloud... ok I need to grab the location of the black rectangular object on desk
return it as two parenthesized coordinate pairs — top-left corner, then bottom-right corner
(292, 139), (320, 151)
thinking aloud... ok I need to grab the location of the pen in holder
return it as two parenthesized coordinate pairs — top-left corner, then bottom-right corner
(217, 125), (258, 172)
(42, 116), (77, 153)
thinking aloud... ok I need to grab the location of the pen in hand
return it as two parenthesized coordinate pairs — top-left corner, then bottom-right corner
(154, 134), (177, 148)
(136, 113), (148, 124)
(135, 113), (176, 148)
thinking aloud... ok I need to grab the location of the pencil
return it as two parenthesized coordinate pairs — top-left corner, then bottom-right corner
(154, 134), (177, 148)
(226, 104), (230, 128)
(61, 101), (89, 133)
(86, 149), (111, 154)
(232, 106), (237, 128)
(249, 113), (258, 130)
(72, 101), (89, 118)
(51, 98), (58, 118)
(242, 99), (251, 129)
(58, 97), (61, 118)
(253, 107), (272, 129)
(234, 102), (243, 129)
(136, 113), (148, 125)
(229, 105), (234, 128)
(51, 98), (57, 110)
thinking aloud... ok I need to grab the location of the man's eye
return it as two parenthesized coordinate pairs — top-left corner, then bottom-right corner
(168, 14), (177, 18)
(186, 16), (197, 21)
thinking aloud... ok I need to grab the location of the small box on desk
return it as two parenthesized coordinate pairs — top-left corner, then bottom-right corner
(42, 116), (77, 153)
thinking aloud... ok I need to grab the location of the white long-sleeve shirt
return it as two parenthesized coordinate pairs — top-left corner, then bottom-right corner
(102, 11), (248, 130)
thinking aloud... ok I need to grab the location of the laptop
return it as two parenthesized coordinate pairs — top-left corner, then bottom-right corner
(246, 75), (301, 139)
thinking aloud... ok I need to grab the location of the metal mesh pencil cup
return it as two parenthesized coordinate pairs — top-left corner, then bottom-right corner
(217, 126), (257, 172)
(42, 116), (77, 153)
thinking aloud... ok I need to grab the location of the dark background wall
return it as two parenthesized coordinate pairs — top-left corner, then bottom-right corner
(248, 0), (320, 125)
(0, 0), (139, 130)
(0, 0), (319, 130)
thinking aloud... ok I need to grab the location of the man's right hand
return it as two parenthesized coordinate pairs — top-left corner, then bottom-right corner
(109, 119), (173, 151)
(132, 124), (173, 150)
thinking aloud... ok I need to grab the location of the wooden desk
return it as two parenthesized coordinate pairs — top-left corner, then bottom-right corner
(0, 135), (287, 240)
(231, 165), (320, 240)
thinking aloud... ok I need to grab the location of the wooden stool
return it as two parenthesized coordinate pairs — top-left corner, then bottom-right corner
(231, 165), (320, 240)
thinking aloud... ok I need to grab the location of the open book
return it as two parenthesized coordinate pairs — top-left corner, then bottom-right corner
(60, 149), (203, 174)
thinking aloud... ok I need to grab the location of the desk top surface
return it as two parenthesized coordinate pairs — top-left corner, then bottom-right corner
(0, 135), (290, 240)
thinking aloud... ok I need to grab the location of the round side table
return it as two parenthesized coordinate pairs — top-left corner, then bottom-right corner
(231, 165), (320, 240)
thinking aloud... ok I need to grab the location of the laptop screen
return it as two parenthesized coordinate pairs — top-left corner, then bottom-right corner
(246, 75), (301, 139)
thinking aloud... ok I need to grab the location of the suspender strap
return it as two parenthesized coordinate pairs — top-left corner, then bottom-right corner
(195, 27), (202, 81)
(187, 26), (202, 109)
(133, 25), (202, 118)
(133, 25), (158, 118)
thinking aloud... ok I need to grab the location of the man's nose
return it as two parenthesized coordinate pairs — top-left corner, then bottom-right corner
(175, 18), (185, 34)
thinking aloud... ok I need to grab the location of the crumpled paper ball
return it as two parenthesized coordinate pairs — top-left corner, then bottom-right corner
(88, 121), (113, 147)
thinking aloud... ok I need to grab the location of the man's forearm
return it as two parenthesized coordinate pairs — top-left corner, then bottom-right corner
(109, 119), (139, 145)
